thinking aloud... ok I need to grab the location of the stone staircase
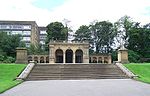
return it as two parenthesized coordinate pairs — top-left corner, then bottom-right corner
(26, 64), (128, 80)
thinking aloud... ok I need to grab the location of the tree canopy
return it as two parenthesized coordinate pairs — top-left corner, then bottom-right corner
(0, 32), (24, 57)
(46, 22), (68, 42)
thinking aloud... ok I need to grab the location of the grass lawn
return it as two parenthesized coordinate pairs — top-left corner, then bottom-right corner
(0, 64), (26, 93)
(124, 63), (150, 83)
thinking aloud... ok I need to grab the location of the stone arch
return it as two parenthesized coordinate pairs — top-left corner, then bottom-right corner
(104, 57), (108, 63)
(46, 56), (49, 63)
(55, 49), (63, 63)
(65, 49), (73, 63)
(93, 57), (97, 63)
(98, 57), (102, 63)
(40, 56), (44, 63)
(34, 56), (38, 63)
(89, 57), (91, 63)
(75, 49), (83, 63)
(28, 56), (32, 63)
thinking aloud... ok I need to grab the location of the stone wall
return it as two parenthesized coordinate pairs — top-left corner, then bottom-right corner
(90, 54), (112, 64)
(28, 55), (49, 63)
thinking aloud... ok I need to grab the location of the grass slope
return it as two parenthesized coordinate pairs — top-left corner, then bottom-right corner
(124, 63), (150, 83)
(0, 64), (26, 93)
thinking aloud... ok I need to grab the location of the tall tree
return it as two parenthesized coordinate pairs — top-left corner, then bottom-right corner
(74, 25), (94, 53)
(74, 25), (91, 41)
(128, 23), (150, 58)
(114, 15), (133, 48)
(0, 32), (23, 57)
(46, 22), (68, 42)
(90, 21), (114, 53)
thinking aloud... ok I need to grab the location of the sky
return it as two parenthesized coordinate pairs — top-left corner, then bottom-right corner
(0, 0), (150, 30)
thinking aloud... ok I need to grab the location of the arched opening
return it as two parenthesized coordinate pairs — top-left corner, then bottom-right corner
(40, 56), (44, 63)
(65, 49), (73, 63)
(34, 57), (38, 63)
(55, 49), (63, 63)
(46, 56), (49, 63)
(104, 57), (108, 63)
(75, 49), (83, 63)
(28, 56), (32, 63)
(89, 57), (91, 63)
(98, 57), (102, 63)
(93, 57), (97, 63)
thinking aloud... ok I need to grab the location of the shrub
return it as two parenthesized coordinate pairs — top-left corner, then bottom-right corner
(3, 57), (15, 63)
(0, 55), (5, 62)
(128, 50), (140, 63)
(111, 50), (117, 61)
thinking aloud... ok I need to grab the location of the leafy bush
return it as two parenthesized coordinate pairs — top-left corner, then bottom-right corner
(128, 50), (140, 63)
(0, 55), (5, 62)
(1, 56), (15, 63)
(111, 50), (118, 61)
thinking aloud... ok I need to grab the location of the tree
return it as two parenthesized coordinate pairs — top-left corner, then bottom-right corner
(0, 31), (24, 63)
(27, 44), (45, 55)
(74, 25), (94, 53)
(74, 25), (91, 41)
(46, 22), (68, 42)
(0, 32), (23, 57)
(90, 21), (115, 53)
(128, 23), (150, 58)
(114, 15), (134, 48)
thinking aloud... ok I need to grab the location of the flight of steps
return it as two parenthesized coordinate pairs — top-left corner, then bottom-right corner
(26, 64), (128, 81)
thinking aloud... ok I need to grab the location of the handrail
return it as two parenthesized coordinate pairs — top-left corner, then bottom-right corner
(16, 61), (35, 80)
(115, 62), (138, 78)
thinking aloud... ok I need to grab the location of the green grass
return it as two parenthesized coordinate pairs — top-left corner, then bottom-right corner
(0, 64), (26, 93)
(124, 63), (150, 83)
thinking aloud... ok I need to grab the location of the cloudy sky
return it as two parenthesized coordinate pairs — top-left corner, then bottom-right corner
(0, 0), (150, 30)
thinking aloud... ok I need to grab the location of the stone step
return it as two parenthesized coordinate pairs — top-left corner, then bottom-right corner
(26, 76), (128, 81)
(30, 69), (123, 73)
(29, 71), (123, 75)
(28, 74), (127, 77)
(26, 64), (128, 80)
(35, 64), (117, 68)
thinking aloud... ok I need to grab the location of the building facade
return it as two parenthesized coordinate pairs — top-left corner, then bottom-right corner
(0, 20), (47, 47)
(49, 41), (89, 63)
(38, 27), (47, 48)
(16, 41), (114, 64)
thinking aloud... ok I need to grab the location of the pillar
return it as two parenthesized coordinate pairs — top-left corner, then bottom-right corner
(118, 47), (129, 64)
(83, 48), (89, 63)
(49, 45), (55, 64)
(15, 47), (28, 64)
(102, 56), (104, 63)
(73, 52), (75, 63)
(63, 52), (66, 64)
(108, 54), (112, 64)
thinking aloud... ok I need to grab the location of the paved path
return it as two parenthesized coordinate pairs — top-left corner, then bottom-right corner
(1, 79), (150, 96)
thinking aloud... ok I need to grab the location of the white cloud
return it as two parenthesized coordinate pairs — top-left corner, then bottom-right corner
(0, 0), (150, 30)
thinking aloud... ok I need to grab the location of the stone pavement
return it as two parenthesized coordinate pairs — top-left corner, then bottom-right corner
(1, 79), (150, 96)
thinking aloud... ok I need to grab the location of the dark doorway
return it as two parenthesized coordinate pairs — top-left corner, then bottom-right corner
(55, 49), (63, 63)
(65, 49), (73, 63)
(75, 49), (83, 63)
(40, 56), (44, 63)
(46, 56), (49, 63)
(28, 56), (32, 63)
(34, 57), (38, 63)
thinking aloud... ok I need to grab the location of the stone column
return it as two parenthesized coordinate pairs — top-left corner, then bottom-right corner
(49, 45), (55, 64)
(118, 47), (129, 64)
(83, 48), (89, 63)
(73, 52), (75, 63)
(15, 47), (28, 64)
(63, 52), (66, 64)
(108, 54), (112, 64)
(102, 56), (104, 63)
(97, 56), (98, 63)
